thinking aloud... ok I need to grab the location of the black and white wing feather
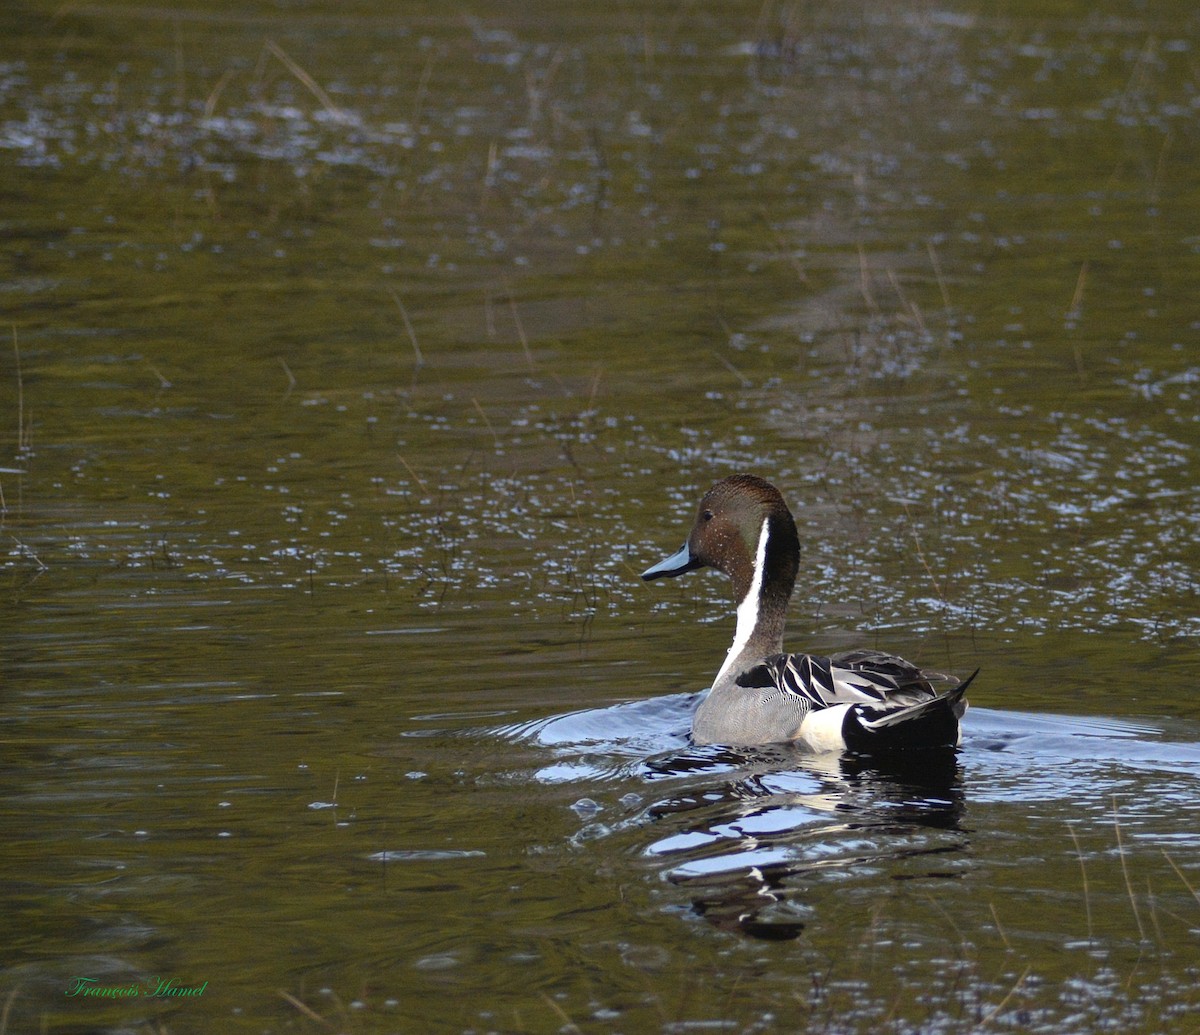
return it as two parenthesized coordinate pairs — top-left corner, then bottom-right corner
(735, 648), (956, 711)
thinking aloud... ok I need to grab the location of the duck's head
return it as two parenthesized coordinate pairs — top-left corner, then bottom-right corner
(641, 474), (800, 607)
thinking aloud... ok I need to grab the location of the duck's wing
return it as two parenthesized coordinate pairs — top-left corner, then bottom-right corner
(735, 650), (946, 711)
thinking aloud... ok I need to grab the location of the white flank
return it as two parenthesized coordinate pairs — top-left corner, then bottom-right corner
(796, 703), (851, 752)
(713, 516), (770, 687)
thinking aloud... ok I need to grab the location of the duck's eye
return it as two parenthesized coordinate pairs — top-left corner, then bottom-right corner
(702, 510), (714, 522)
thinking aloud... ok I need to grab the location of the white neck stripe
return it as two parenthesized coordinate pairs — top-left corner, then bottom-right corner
(714, 515), (770, 686)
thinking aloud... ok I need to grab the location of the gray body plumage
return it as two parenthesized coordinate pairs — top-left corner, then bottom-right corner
(693, 648), (971, 748)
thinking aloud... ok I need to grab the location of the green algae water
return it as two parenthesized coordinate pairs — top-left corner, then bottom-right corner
(2, 1), (1199, 1032)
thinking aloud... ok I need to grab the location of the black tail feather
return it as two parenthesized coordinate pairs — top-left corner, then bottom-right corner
(841, 669), (977, 753)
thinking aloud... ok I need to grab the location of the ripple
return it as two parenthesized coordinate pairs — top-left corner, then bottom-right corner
(498, 692), (697, 756)
(492, 693), (1200, 936)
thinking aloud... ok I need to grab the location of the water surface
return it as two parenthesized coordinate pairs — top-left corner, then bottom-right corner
(2, 1), (1199, 1032)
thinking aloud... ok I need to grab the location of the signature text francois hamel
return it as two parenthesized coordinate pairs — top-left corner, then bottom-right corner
(65, 976), (208, 999)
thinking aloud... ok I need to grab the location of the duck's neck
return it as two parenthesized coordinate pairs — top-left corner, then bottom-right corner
(713, 516), (794, 686)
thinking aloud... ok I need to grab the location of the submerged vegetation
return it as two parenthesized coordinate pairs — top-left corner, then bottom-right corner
(1, 1), (1198, 1033)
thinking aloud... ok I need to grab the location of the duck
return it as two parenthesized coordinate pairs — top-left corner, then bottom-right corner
(642, 474), (976, 751)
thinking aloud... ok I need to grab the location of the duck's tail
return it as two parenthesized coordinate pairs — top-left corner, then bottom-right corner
(842, 669), (978, 752)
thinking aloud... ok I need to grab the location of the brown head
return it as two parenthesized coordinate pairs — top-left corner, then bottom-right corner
(642, 474), (800, 609)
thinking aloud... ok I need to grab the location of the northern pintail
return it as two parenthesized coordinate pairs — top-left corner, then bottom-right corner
(643, 474), (975, 750)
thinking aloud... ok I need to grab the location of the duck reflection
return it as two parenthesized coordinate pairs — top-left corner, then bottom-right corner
(509, 693), (967, 940)
(641, 746), (965, 939)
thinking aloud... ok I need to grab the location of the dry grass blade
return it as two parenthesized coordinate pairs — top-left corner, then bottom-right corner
(389, 290), (425, 367)
(471, 397), (501, 449)
(278, 358), (297, 392)
(482, 138), (498, 195)
(1067, 823), (1093, 943)
(508, 295), (534, 370)
(0, 983), (22, 1034)
(12, 326), (25, 453)
(857, 243), (878, 313)
(1112, 797), (1146, 941)
(264, 39), (350, 123)
(765, 216), (808, 283)
(927, 239), (950, 308)
(975, 965), (1031, 1028)
(886, 268), (926, 335)
(988, 901), (1012, 952)
(711, 350), (750, 387)
(539, 993), (582, 1034)
(278, 989), (334, 1028)
(397, 454), (427, 493)
(1068, 260), (1089, 315)
(1163, 850), (1200, 907)
(204, 68), (236, 118)
(12, 536), (47, 572)
(901, 502), (945, 603)
(586, 366), (603, 410)
(413, 49), (435, 125)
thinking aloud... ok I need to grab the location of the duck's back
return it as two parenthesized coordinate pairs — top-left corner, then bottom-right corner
(692, 648), (967, 747)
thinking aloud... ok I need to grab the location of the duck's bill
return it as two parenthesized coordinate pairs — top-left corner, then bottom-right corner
(641, 543), (704, 581)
